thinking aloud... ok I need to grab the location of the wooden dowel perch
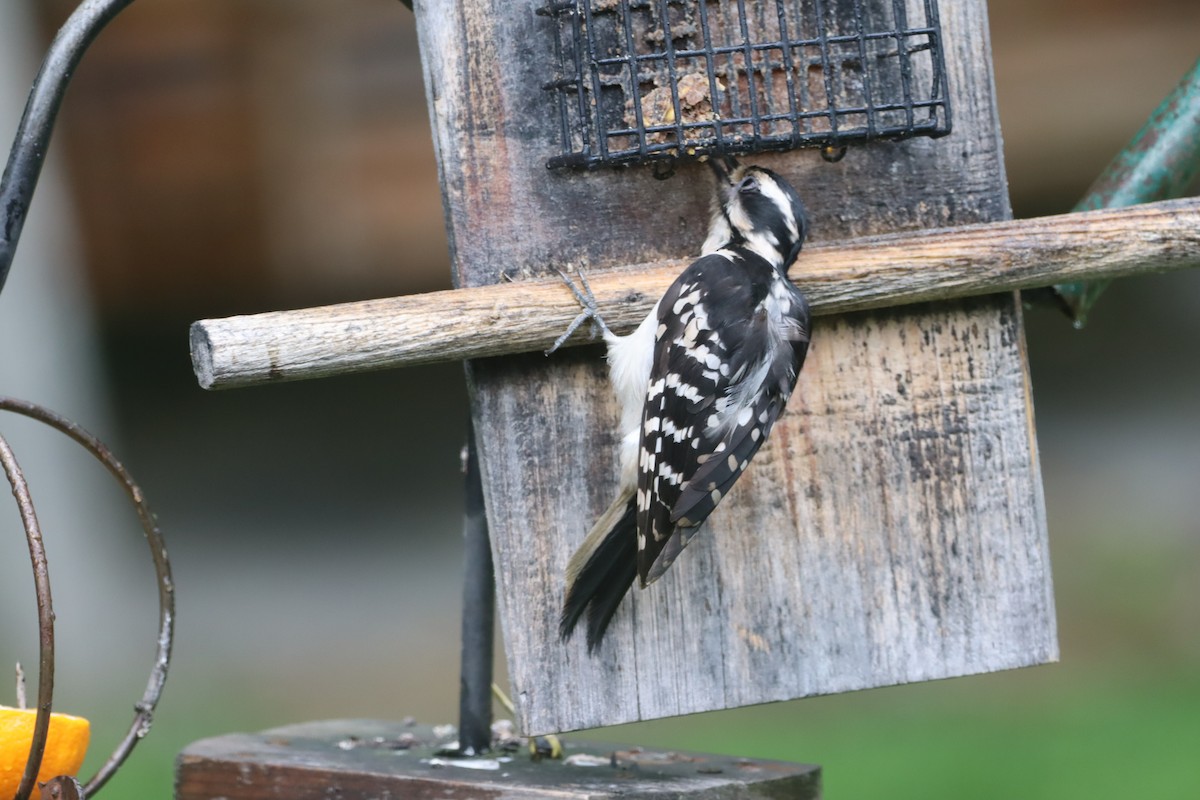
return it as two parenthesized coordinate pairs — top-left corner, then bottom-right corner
(191, 197), (1200, 390)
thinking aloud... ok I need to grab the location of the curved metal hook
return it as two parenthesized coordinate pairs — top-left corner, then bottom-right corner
(0, 432), (57, 800)
(0, 397), (175, 799)
(0, 0), (138, 295)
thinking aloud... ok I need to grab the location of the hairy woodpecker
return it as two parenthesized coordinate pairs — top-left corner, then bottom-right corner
(552, 156), (812, 652)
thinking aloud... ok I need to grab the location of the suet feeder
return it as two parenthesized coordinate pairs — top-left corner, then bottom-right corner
(541, 0), (952, 170)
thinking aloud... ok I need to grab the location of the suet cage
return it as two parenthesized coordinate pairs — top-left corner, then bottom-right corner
(540, 0), (952, 169)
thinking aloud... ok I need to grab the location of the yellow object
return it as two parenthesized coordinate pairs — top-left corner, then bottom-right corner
(0, 707), (89, 797)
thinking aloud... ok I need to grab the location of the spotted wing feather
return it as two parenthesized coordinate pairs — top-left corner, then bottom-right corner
(635, 252), (809, 586)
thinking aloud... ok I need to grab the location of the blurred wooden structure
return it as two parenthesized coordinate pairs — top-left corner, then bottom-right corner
(36, 0), (445, 317)
(413, 0), (1057, 736)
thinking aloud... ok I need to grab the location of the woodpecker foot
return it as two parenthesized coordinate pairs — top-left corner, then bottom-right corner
(546, 267), (613, 355)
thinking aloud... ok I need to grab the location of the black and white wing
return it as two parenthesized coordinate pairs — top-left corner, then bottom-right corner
(635, 253), (810, 586)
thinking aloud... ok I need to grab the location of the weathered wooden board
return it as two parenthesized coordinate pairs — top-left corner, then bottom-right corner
(176, 720), (821, 799)
(415, 0), (1056, 734)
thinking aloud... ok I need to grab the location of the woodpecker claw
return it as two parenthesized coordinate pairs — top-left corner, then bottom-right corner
(546, 267), (612, 355)
(707, 153), (739, 184)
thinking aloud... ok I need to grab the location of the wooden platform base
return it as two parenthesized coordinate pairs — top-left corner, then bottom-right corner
(176, 719), (821, 799)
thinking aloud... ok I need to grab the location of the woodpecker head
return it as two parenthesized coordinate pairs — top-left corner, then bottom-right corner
(702, 155), (808, 269)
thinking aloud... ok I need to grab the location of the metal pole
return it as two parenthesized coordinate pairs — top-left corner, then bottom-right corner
(1051, 57), (1200, 326)
(457, 420), (494, 755)
(0, 0), (138, 294)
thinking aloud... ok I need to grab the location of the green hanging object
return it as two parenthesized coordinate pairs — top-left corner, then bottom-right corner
(1054, 57), (1200, 327)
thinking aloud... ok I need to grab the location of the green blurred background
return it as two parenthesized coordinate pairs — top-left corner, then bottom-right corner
(1, 0), (1198, 797)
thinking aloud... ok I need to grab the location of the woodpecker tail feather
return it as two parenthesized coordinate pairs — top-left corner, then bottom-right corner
(560, 489), (637, 652)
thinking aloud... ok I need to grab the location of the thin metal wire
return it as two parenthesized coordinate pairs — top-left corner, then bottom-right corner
(735, 0), (764, 145)
(620, 3), (647, 160)
(851, 0), (875, 137)
(659, 0), (686, 153)
(927, 0), (950, 131)
(812, 0), (838, 137)
(0, 432), (56, 800)
(774, 0), (803, 146)
(890, 0), (915, 130)
(0, 397), (176, 798)
(696, 0), (726, 152)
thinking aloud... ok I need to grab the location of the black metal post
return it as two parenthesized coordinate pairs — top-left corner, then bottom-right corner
(457, 420), (494, 755)
(0, 0), (138, 294)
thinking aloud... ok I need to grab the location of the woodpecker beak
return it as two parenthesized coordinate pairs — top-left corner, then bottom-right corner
(707, 154), (739, 186)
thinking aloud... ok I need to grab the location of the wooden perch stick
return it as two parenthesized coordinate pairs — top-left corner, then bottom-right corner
(191, 197), (1200, 389)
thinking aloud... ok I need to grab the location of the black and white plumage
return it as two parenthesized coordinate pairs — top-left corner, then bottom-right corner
(556, 156), (812, 652)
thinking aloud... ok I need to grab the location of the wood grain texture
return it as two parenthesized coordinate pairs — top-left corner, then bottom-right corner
(415, 0), (1057, 734)
(190, 198), (1200, 388)
(176, 720), (821, 799)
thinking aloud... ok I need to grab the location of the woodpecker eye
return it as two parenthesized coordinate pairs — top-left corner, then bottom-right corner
(737, 176), (760, 194)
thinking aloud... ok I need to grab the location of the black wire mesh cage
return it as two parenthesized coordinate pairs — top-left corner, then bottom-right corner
(540, 0), (952, 169)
